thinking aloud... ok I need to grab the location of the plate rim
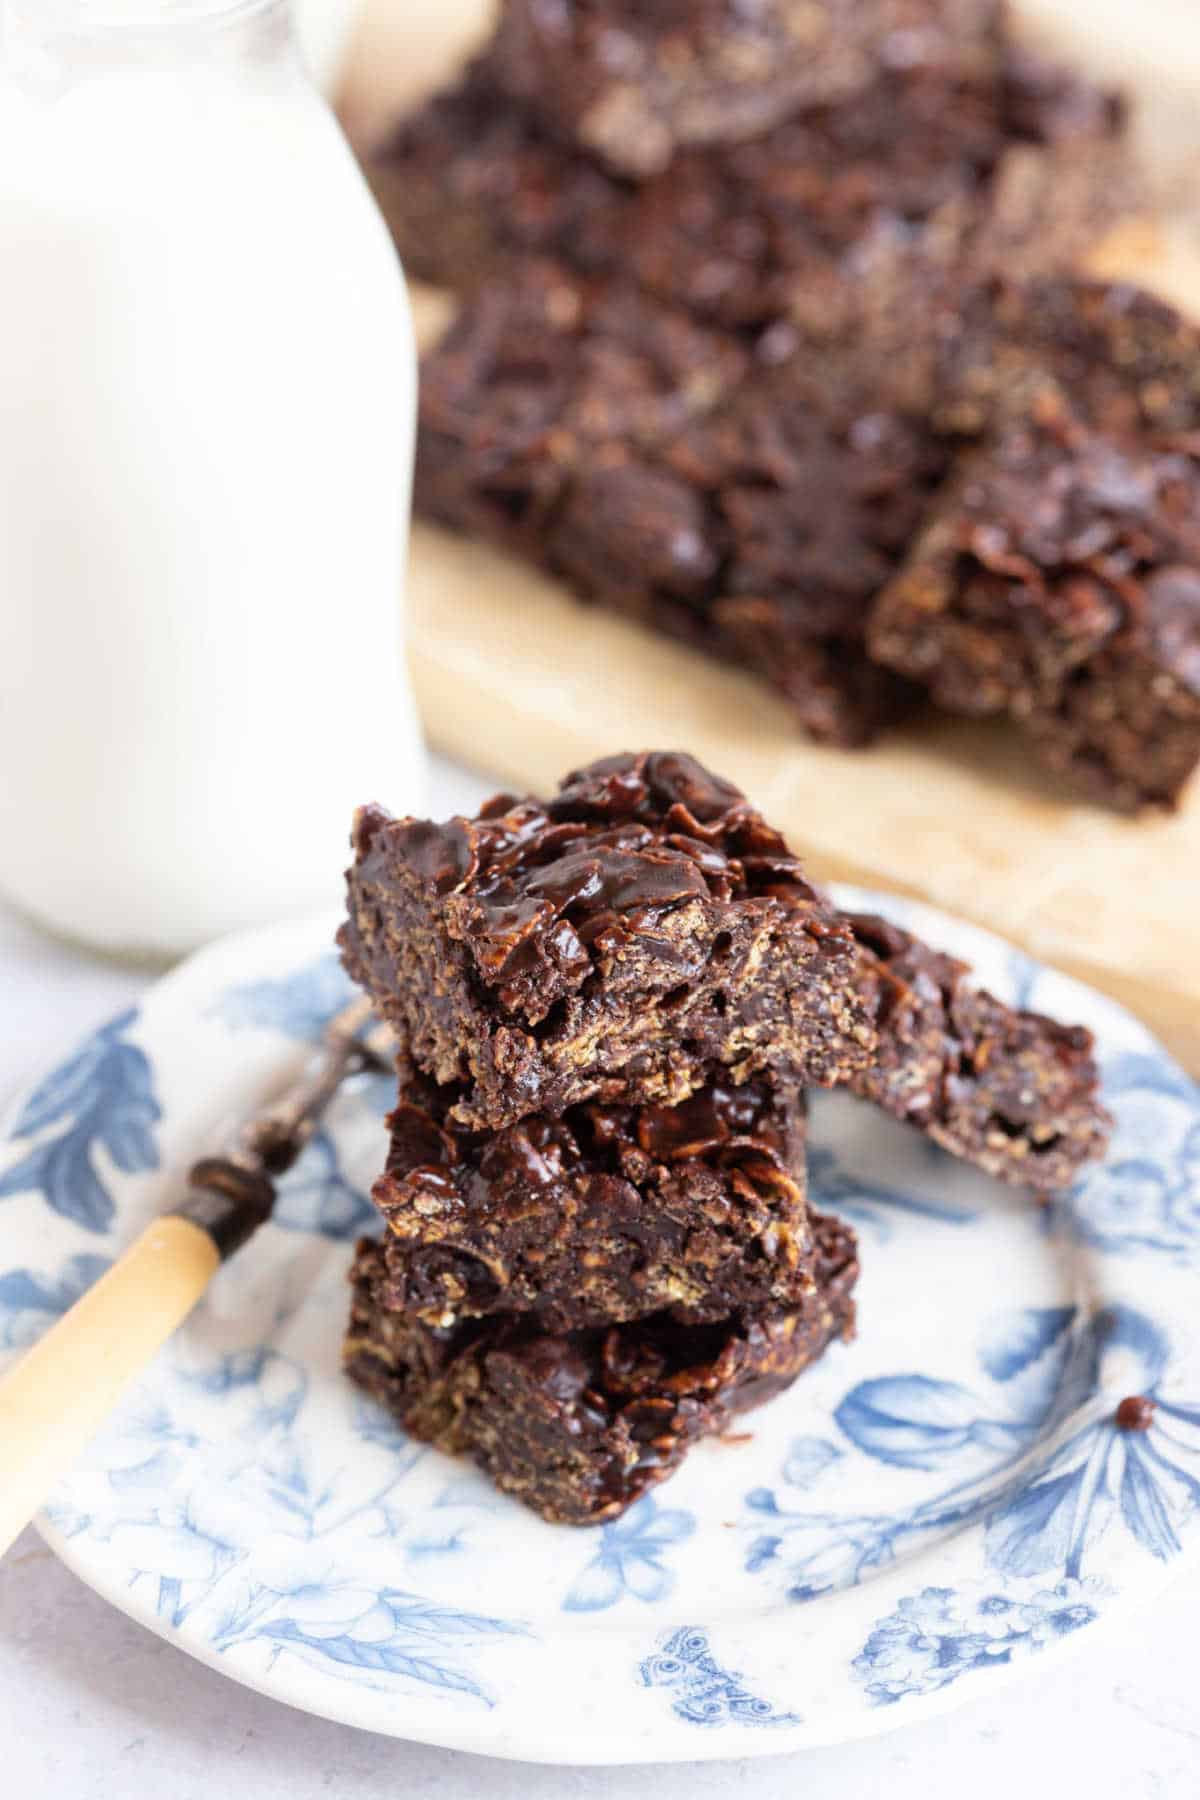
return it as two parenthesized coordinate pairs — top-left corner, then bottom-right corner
(28, 1506), (1164, 1764)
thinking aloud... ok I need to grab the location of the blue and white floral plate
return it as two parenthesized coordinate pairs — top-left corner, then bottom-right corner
(3, 891), (1199, 1763)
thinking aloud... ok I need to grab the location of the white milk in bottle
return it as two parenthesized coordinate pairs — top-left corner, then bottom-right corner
(0, 0), (424, 956)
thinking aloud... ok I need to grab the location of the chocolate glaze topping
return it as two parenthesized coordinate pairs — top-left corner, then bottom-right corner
(351, 751), (845, 1008)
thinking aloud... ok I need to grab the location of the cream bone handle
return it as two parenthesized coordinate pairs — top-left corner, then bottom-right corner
(0, 1162), (272, 1559)
(0, 997), (383, 1559)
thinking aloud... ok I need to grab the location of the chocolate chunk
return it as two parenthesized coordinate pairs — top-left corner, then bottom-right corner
(1115, 1394), (1156, 1431)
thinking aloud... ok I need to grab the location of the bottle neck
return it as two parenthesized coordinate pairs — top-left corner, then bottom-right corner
(2, 1), (295, 80)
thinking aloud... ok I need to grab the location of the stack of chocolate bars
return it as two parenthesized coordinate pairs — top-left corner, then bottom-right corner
(338, 752), (1110, 1523)
(366, 0), (1200, 812)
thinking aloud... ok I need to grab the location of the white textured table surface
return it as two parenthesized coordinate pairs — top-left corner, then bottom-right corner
(2, 755), (1199, 1799)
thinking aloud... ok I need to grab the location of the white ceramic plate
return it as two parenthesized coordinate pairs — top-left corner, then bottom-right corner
(2, 890), (1198, 1764)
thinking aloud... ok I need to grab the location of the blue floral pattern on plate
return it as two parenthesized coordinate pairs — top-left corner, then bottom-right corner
(272, 1127), (378, 1241)
(1, 895), (1198, 1762)
(564, 1496), (695, 1613)
(0, 1009), (159, 1233)
(638, 1626), (800, 1728)
(1049, 1050), (1200, 1261)
(744, 1298), (1200, 1700)
(853, 1578), (1107, 1706)
(215, 953), (355, 1039)
(0, 1251), (114, 1349)
(39, 1332), (530, 1707)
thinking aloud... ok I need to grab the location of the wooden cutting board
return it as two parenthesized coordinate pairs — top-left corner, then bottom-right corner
(342, 1), (1200, 1079)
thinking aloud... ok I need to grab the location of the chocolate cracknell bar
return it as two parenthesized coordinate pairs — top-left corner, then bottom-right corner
(870, 416), (1200, 811)
(415, 261), (937, 747)
(344, 1210), (859, 1525)
(369, 41), (1131, 351)
(485, 0), (1006, 177)
(847, 911), (1111, 1189)
(369, 1073), (814, 1333)
(339, 751), (875, 1130)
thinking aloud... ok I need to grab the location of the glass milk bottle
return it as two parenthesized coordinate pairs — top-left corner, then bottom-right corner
(0, 0), (424, 957)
